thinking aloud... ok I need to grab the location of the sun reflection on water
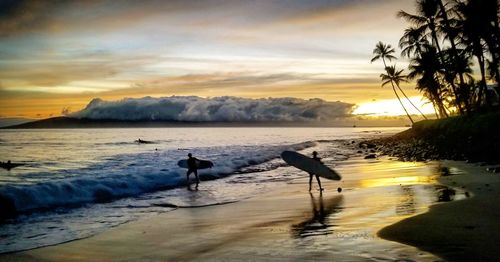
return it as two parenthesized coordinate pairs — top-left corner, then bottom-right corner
(359, 175), (435, 188)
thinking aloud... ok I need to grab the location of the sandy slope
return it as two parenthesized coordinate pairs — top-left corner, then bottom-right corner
(379, 161), (500, 261)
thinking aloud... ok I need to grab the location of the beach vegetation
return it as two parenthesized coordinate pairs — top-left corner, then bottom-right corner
(372, 42), (428, 123)
(373, 0), (500, 118)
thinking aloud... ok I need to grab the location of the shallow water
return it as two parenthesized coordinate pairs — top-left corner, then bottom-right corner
(190, 157), (467, 261)
(0, 127), (403, 253)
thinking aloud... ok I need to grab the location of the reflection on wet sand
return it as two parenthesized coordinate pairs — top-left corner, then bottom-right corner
(435, 185), (457, 202)
(396, 185), (416, 215)
(291, 193), (343, 238)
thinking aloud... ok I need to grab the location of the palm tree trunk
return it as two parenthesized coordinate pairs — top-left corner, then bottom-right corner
(475, 51), (489, 108)
(437, 0), (467, 114)
(489, 3), (500, 93)
(381, 57), (414, 123)
(395, 85), (428, 119)
(485, 36), (500, 90)
(438, 97), (449, 118)
(431, 28), (461, 115)
(393, 84), (414, 124)
(432, 102), (440, 119)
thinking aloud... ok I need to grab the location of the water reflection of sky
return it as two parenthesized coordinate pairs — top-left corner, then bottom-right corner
(286, 157), (467, 260)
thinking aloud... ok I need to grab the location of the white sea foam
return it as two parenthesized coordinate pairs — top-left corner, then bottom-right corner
(0, 141), (315, 214)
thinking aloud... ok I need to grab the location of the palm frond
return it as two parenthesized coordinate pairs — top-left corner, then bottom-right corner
(397, 10), (427, 25)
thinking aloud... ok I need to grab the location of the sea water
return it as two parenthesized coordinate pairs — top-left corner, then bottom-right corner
(0, 127), (405, 253)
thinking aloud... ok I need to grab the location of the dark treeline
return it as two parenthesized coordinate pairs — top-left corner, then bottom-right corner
(372, 0), (500, 123)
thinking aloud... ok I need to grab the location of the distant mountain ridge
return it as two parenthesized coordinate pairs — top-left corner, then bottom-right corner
(1, 116), (345, 128)
(0, 117), (35, 128)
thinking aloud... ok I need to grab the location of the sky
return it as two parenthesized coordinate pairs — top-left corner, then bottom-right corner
(0, 0), (434, 121)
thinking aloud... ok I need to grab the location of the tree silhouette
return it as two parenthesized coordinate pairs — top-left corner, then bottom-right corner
(372, 42), (427, 122)
(408, 46), (449, 117)
(453, 0), (490, 108)
(398, 0), (463, 113)
(380, 66), (415, 124)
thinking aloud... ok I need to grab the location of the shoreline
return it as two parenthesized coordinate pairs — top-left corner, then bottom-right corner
(378, 160), (500, 261)
(361, 116), (500, 261)
(2, 131), (497, 261)
(368, 112), (500, 164)
(1, 153), (448, 261)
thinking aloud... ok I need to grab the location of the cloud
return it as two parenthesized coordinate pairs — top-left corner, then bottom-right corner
(72, 96), (354, 122)
(0, 52), (157, 88)
(61, 107), (72, 115)
(0, 0), (69, 37)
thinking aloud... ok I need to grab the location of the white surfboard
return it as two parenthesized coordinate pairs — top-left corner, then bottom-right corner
(281, 151), (341, 180)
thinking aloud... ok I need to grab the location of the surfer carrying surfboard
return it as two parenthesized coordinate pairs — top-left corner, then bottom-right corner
(281, 150), (341, 192)
(309, 151), (324, 192)
(186, 153), (200, 186)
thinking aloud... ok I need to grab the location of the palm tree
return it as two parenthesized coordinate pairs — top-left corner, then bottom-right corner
(408, 46), (449, 117)
(481, 0), (500, 89)
(372, 42), (427, 120)
(380, 66), (415, 124)
(371, 41), (397, 67)
(398, 0), (462, 113)
(441, 47), (474, 112)
(453, 0), (490, 108)
(399, 26), (428, 58)
(398, 0), (443, 61)
(435, 0), (468, 114)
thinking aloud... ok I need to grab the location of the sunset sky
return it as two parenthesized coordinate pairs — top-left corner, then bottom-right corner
(0, 0), (435, 119)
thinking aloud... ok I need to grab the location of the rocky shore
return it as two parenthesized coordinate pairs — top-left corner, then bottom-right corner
(362, 112), (500, 167)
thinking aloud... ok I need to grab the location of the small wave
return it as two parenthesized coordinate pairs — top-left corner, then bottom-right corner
(152, 200), (238, 208)
(96, 142), (133, 146)
(0, 141), (315, 217)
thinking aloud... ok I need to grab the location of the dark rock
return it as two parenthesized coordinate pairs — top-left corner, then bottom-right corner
(438, 188), (456, 202)
(486, 167), (500, 173)
(358, 142), (376, 149)
(439, 167), (451, 176)
(364, 154), (376, 159)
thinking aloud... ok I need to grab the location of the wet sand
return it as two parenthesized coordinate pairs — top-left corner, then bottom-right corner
(379, 161), (500, 261)
(1, 156), (473, 261)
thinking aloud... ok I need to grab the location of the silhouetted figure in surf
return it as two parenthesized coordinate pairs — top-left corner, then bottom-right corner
(309, 151), (323, 192)
(0, 160), (21, 171)
(186, 153), (200, 187)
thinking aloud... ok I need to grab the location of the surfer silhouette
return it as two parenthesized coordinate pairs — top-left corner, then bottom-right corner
(309, 151), (324, 192)
(186, 153), (200, 186)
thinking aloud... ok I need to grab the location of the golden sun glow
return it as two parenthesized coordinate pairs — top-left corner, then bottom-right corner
(360, 176), (435, 188)
(352, 96), (436, 117)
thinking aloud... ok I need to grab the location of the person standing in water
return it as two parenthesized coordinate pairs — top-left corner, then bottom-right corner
(186, 153), (200, 186)
(309, 151), (324, 192)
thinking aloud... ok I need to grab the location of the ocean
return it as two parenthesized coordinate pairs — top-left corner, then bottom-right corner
(0, 127), (408, 253)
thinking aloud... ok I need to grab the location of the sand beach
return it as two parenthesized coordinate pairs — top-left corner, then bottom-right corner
(4, 151), (495, 261)
(379, 161), (500, 261)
